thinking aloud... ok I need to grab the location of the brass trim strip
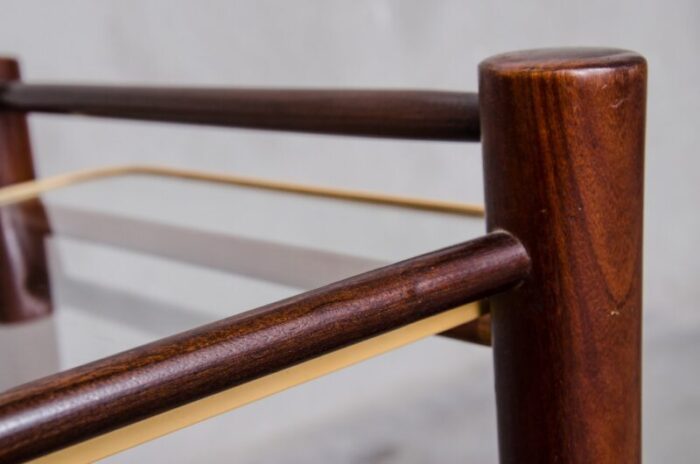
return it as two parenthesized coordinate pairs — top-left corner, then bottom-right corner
(0, 165), (485, 217)
(31, 302), (483, 463)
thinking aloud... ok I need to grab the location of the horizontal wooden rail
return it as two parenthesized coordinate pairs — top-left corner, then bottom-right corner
(0, 232), (529, 462)
(0, 84), (480, 141)
(36, 303), (485, 464)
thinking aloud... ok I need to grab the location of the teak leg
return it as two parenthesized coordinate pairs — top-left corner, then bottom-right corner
(480, 49), (646, 463)
(0, 58), (52, 323)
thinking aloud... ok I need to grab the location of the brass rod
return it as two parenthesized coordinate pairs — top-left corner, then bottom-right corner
(0, 164), (485, 217)
(31, 302), (482, 463)
(3, 233), (525, 463)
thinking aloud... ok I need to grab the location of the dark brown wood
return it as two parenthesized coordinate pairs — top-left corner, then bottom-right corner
(480, 48), (646, 463)
(0, 231), (529, 462)
(0, 58), (52, 323)
(0, 84), (480, 141)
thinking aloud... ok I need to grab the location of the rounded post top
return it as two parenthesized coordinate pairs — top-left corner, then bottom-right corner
(0, 58), (20, 80)
(480, 47), (646, 75)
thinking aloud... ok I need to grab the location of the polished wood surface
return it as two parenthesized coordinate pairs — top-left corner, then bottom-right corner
(0, 58), (52, 323)
(0, 85), (479, 141)
(0, 232), (529, 462)
(480, 48), (646, 463)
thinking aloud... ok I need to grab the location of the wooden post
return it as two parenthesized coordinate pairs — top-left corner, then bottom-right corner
(479, 49), (646, 462)
(0, 58), (52, 322)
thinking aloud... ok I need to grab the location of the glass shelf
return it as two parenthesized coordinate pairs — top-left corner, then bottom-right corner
(0, 172), (495, 463)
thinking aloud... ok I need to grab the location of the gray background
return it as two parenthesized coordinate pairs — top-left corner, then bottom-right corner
(0, 1), (698, 462)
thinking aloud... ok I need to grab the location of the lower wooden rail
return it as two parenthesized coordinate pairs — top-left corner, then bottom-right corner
(0, 231), (529, 463)
(32, 303), (483, 463)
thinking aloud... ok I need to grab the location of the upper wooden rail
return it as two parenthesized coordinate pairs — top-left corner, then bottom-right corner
(0, 231), (529, 462)
(0, 84), (480, 141)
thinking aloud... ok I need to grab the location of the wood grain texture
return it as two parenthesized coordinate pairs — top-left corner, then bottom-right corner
(0, 58), (52, 323)
(33, 303), (484, 464)
(480, 48), (646, 463)
(0, 85), (479, 141)
(0, 232), (529, 463)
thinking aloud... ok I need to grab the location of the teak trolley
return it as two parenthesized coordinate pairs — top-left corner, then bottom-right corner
(0, 48), (646, 463)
